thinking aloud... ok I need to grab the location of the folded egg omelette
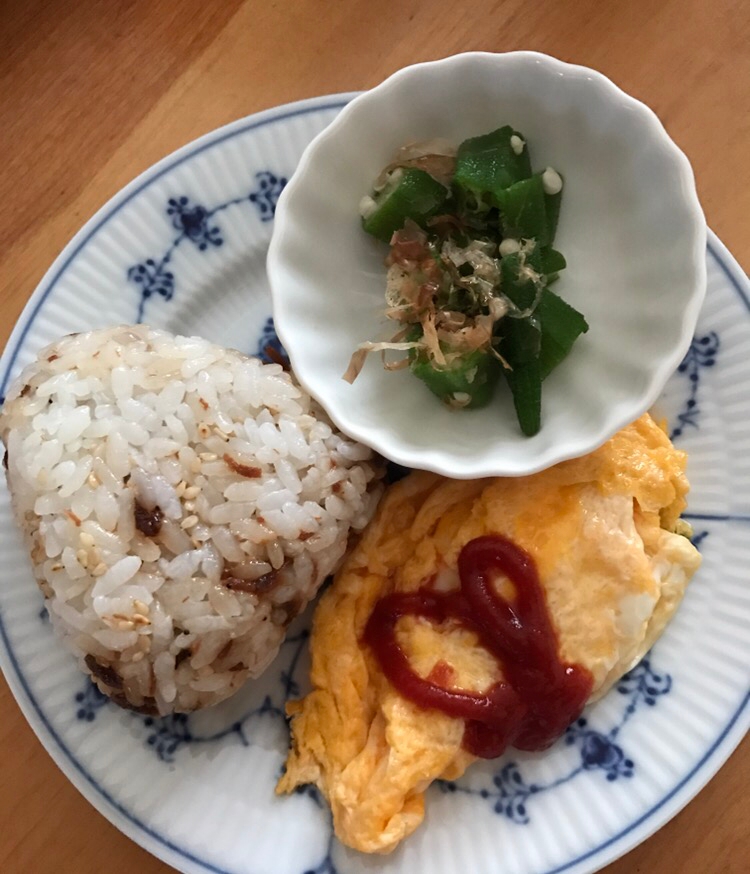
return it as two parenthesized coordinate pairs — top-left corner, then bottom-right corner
(277, 414), (701, 853)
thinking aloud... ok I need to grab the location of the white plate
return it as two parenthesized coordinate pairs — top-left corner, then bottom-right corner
(0, 95), (748, 874)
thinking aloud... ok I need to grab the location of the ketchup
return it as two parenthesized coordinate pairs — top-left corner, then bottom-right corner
(363, 535), (593, 759)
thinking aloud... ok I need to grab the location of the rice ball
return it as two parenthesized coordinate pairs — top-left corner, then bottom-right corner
(0, 325), (383, 715)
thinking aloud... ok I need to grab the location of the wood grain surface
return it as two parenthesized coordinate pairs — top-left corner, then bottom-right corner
(0, 1), (748, 872)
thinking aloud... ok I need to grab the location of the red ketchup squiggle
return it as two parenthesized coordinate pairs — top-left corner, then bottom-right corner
(363, 535), (593, 758)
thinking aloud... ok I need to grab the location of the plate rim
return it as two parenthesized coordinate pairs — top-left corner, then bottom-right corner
(0, 94), (748, 874)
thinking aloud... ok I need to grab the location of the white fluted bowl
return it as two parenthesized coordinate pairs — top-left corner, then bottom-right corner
(268, 52), (706, 477)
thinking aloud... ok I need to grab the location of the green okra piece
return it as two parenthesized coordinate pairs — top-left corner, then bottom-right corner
(454, 126), (532, 215)
(539, 247), (566, 277)
(504, 358), (542, 437)
(536, 288), (589, 380)
(498, 313), (543, 436)
(409, 346), (501, 409)
(499, 247), (544, 311)
(362, 167), (449, 243)
(494, 174), (550, 247)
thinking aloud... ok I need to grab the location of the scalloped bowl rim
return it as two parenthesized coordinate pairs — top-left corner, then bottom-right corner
(268, 51), (707, 477)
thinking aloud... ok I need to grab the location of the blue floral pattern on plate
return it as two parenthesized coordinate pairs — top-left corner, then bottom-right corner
(670, 332), (720, 440)
(75, 680), (109, 723)
(128, 174), (287, 323)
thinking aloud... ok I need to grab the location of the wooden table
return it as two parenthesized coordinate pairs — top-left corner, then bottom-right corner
(1, 1), (748, 872)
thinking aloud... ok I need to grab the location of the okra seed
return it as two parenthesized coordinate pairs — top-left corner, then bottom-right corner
(541, 167), (563, 195)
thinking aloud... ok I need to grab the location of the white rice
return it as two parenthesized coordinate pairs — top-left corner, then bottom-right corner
(0, 325), (383, 715)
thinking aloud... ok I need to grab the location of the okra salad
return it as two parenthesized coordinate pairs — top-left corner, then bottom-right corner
(346, 127), (588, 436)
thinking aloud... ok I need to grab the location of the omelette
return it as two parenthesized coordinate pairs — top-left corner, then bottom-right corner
(277, 415), (701, 853)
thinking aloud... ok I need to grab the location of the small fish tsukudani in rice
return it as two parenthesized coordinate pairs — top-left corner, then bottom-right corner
(0, 325), (384, 715)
